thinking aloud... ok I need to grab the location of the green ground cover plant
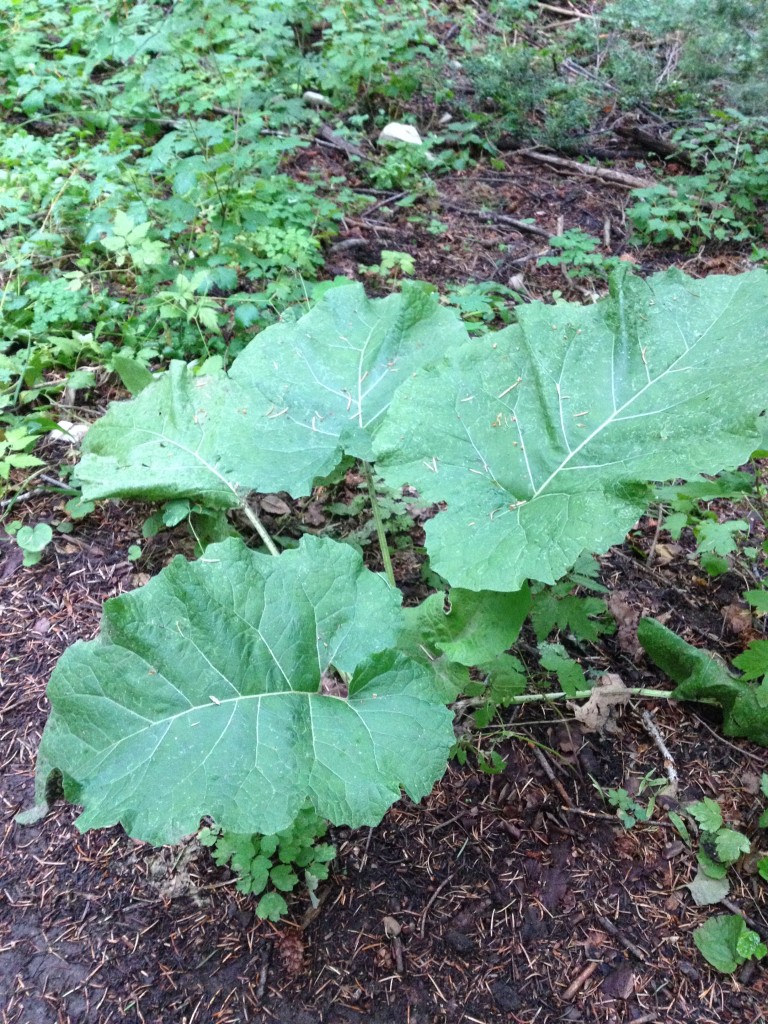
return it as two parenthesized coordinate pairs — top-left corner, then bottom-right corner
(199, 807), (335, 921)
(0, 0), (462, 509)
(627, 114), (768, 250)
(27, 269), (768, 930)
(0, 0), (454, 421)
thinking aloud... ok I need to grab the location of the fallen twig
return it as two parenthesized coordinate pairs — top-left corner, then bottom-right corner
(614, 119), (685, 162)
(419, 871), (457, 938)
(532, 746), (573, 807)
(316, 124), (367, 159)
(438, 198), (552, 239)
(522, 150), (654, 189)
(538, 1), (594, 17)
(641, 709), (679, 794)
(361, 191), (409, 217)
(563, 960), (598, 1000)
(1, 486), (51, 510)
(596, 914), (649, 961)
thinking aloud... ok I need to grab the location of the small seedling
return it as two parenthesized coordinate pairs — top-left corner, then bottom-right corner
(592, 772), (665, 829)
(6, 520), (53, 567)
(360, 250), (416, 281)
(0, 426), (45, 489)
(199, 807), (335, 920)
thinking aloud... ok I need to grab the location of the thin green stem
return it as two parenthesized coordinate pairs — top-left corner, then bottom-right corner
(241, 502), (280, 557)
(507, 687), (672, 706)
(362, 461), (396, 588)
(452, 686), (673, 717)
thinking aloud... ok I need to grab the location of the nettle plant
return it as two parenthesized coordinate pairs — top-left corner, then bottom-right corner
(31, 270), (768, 910)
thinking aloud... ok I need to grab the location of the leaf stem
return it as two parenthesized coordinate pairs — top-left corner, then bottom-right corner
(362, 461), (396, 588)
(506, 687), (672, 705)
(241, 502), (280, 557)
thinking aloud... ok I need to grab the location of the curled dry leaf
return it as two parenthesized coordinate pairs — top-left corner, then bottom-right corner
(259, 494), (292, 516)
(383, 915), (402, 938)
(653, 541), (682, 565)
(570, 673), (631, 734)
(607, 591), (641, 657)
(721, 601), (752, 636)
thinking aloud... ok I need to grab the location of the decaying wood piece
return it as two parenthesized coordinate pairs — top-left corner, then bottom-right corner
(522, 149), (654, 189)
(614, 120), (681, 161)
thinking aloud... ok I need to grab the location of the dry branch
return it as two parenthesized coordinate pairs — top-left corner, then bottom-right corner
(522, 150), (654, 189)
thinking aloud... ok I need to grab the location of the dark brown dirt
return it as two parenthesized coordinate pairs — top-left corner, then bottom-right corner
(2, 145), (768, 1024)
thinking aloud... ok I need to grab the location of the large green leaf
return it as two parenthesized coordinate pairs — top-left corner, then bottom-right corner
(399, 587), (530, 702)
(374, 269), (768, 590)
(36, 536), (454, 844)
(406, 587), (530, 667)
(638, 618), (768, 746)
(75, 282), (469, 504)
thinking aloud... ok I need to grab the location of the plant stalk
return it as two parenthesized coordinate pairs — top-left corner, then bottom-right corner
(508, 687), (672, 705)
(362, 461), (396, 587)
(452, 686), (674, 717)
(241, 502), (280, 557)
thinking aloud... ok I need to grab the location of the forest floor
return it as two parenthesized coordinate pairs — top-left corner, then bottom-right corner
(2, 138), (768, 1024)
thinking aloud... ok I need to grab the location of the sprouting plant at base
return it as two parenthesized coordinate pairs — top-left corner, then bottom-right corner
(592, 773), (666, 829)
(5, 520), (53, 566)
(199, 808), (335, 921)
(21, 268), (768, 925)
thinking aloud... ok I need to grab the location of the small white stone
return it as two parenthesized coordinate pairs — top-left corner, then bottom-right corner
(378, 122), (423, 146)
(50, 420), (89, 444)
(507, 274), (526, 292)
(302, 90), (332, 108)
(439, 112), (453, 125)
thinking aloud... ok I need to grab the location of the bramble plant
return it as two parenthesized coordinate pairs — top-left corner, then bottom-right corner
(26, 268), (768, 926)
(628, 115), (768, 250)
(653, 471), (760, 577)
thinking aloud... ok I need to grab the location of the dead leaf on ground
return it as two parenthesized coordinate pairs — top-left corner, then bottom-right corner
(260, 494), (292, 516)
(653, 541), (682, 565)
(721, 601), (752, 635)
(303, 502), (327, 527)
(607, 591), (641, 657)
(570, 673), (630, 734)
(740, 771), (763, 795)
(600, 964), (635, 1000)
(383, 916), (402, 938)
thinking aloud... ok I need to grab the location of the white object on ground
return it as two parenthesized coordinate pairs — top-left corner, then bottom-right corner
(302, 91), (333, 108)
(378, 122), (423, 146)
(50, 420), (90, 444)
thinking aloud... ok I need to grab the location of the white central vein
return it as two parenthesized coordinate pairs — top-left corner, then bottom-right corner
(530, 299), (732, 497)
(356, 322), (379, 429)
